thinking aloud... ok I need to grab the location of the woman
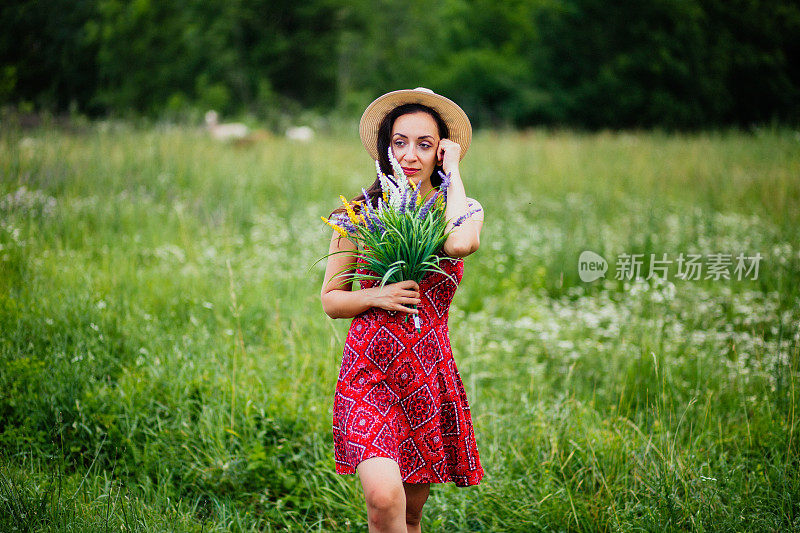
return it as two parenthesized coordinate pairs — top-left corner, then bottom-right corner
(320, 88), (484, 532)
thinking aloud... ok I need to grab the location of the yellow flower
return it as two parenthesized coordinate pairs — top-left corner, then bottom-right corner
(340, 195), (361, 225)
(321, 216), (347, 238)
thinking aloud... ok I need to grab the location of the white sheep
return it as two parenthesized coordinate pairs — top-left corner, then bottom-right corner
(286, 126), (314, 142)
(205, 110), (249, 142)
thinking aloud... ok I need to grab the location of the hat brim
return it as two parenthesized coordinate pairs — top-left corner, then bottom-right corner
(359, 89), (472, 162)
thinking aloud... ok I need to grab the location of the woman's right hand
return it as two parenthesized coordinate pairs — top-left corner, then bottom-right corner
(366, 280), (421, 314)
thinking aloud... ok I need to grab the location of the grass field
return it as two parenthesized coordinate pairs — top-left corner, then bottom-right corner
(1, 123), (799, 531)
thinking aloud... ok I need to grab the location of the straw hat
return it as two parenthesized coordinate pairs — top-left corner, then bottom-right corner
(359, 87), (472, 162)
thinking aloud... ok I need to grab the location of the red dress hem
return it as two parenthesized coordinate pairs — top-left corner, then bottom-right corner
(334, 457), (484, 488)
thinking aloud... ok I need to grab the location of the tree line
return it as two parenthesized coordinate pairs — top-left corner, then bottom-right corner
(2, 0), (798, 129)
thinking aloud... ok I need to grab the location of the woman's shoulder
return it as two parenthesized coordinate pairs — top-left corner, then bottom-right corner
(465, 196), (481, 208)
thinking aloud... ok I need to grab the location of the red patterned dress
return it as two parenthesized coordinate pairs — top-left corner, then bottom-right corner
(331, 253), (484, 487)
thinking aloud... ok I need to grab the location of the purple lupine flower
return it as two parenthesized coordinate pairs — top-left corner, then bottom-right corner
(398, 184), (407, 215)
(417, 191), (439, 220)
(360, 188), (375, 232)
(360, 193), (386, 233)
(340, 218), (358, 234)
(362, 211), (375, 232)
(332, 213), (358, 235)
(408, 182), (419, 212)
(438, 170), (452, 204)
(453, 207), (482, 227)
(360, 188), (374, 214)
(370, 214), (385, 233)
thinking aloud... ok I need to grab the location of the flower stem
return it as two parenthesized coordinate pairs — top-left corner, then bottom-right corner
(403, 305), (422, 333)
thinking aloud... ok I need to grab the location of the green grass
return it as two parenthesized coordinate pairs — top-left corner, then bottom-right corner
(1, 122), (799, 531)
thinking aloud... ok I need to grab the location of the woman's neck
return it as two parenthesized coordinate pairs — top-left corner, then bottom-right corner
(417, 178), (434, 201)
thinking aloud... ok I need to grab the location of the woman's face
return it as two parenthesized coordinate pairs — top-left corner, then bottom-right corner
(390, 111), (440, 187)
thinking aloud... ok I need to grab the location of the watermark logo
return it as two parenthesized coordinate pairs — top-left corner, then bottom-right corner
(578, 251), (762, 282)
(578, 250), (608, 282)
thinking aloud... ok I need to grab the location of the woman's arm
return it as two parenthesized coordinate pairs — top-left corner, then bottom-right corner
(438, 140), (484, 258)
(320, 230), (421, 319)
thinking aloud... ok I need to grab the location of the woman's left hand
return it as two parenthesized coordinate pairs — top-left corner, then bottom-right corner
(437, 138), (461, 175)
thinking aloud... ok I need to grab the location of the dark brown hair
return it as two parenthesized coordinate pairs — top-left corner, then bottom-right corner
(329, 103), (449, 219)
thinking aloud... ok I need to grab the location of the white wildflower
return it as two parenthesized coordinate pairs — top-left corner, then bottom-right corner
(375, 159), (405, 210)
(387, 146), (408, 183)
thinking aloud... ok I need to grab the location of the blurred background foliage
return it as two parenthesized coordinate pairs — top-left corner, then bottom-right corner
(2, 0), (798, 129)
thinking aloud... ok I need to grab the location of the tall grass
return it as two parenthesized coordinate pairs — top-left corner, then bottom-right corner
(1, 123), (798, 531)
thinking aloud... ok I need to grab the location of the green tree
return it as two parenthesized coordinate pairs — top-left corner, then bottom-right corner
(0, 0), (99, 112)
(1, 0), (798, 127)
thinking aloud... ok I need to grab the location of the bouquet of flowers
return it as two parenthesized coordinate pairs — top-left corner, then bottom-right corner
(320, 148), (482, 332)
